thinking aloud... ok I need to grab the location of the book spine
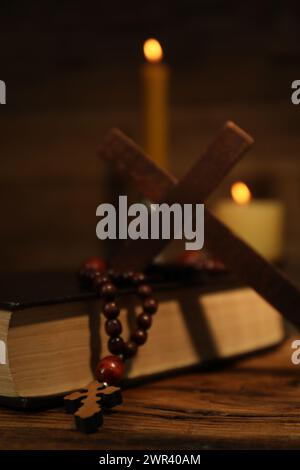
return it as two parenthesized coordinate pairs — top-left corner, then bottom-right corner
(0, 310), (18, 397)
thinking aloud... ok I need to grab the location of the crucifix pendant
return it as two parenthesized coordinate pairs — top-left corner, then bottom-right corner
(64, 381), (122, 434)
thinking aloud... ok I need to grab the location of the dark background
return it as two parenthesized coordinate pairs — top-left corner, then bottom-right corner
(0, 1), (299, 275)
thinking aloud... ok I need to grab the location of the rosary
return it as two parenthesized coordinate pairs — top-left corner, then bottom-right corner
(64, 256), (158, 434)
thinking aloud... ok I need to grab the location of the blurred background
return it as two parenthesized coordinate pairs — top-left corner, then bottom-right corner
(0, 1), (299, 279)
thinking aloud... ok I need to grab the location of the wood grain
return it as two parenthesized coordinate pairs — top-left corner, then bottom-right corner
(0, 338), (300, 449)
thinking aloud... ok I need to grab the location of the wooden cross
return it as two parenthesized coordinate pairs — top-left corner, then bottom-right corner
(98, 122), (300, 329)
(64, 381), (122, 433)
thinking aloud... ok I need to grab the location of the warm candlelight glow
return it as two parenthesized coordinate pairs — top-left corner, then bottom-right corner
(215, 181), (284, 261)
(143, 38), (163, 64)
(231, 182), (252, 206)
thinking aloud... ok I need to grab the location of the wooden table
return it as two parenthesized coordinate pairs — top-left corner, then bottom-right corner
(1, 337), (300, 450)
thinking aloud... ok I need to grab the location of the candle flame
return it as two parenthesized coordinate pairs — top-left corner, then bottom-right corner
(143, 38), (163, 63)
(231, 181), (252, 206)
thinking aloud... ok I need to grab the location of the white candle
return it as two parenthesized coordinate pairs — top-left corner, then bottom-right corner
(213, 182), (284, 262)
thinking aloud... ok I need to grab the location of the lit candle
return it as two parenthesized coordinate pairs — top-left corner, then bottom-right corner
(141, 38), (169, 169)
(213, 182), (284, 262)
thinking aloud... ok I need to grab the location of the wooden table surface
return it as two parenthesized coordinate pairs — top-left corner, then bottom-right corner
(1, 337), (300, 450)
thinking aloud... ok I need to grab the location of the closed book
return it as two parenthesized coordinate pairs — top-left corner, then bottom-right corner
(0, 267), (284, 408)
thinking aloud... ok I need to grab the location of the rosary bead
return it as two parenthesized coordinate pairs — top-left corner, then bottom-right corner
(89, 270), (101, 282)
(137, 312), (152, 330)
(103, 302), (120, 319)
(137, 284), (152, 299)
(143, 298), (158, 314)
(132, 272), (146, 285)
(122, 271), (134, 282)
(81, 256), (107, 274)
(108, 336), (125, 355)
(105, 319), (122, 337)
(93, 273), (110, 288)
(95, 355), (124, 385)
(101, 282), (117, 301)
(131, 329), (147, 345)
(107, 269), (119, 281)
(123, 341), (138, 359)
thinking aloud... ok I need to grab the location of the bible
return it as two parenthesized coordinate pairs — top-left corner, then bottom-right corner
(0, 267), (284, 408)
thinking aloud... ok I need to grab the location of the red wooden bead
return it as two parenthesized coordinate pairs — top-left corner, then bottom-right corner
(137, 284), (152, 299)
(143, 298), (158, 314)
(108, 336), (124, 354)
(131, 329), (147, 345)
(137, 312), (152, 330)
(123, 341), (138, 359)
(101, 282), (117, 301)
(81, 256), (107, 273)
(103, 302), (120, 319)
(95, 355), (124, 385)
(105, 319), (122, 337)
(177, 250), (200, 266)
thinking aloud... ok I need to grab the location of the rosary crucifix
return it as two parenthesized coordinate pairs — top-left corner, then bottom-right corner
(64, 381), (122, 434)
